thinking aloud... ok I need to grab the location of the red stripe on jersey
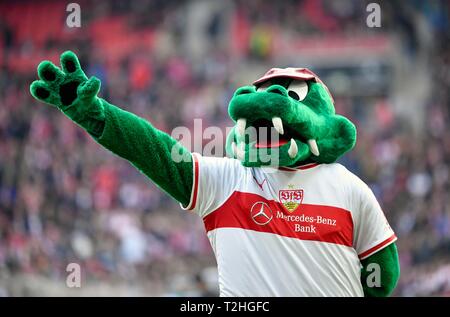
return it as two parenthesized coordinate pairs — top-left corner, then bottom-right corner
(358, 234), (397, 259)
(185, 154), (199, 210)
(203, 191), (354, 247)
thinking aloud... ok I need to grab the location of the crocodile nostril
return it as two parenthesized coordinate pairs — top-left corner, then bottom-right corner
(267, 87), (287, 96)
(235, 88), (254, 96)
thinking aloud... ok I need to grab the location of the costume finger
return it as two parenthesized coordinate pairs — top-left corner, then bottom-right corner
(37, 61), (64, 83)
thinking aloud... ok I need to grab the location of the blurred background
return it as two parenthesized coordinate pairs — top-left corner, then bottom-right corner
(0, 0), (449, 296)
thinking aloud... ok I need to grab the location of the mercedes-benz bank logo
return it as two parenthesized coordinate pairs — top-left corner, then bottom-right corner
(250, 202), (273, 225)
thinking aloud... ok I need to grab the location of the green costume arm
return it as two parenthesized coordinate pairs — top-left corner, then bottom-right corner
(94, 100), (193, 206)
(360, 243), (400, 297)
(30, 51), (193, 207)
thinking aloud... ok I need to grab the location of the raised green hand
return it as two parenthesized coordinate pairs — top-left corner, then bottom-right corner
(30, 51), (105, 136)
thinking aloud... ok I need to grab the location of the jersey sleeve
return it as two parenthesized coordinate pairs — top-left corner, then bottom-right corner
(351, 177), (397, 260)
(181, 153), (247, 218)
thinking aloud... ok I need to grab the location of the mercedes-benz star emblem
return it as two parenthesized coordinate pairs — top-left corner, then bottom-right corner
(250, 202), (273, 226)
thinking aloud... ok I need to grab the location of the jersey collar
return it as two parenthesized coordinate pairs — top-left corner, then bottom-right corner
(278, 163), (320, 171)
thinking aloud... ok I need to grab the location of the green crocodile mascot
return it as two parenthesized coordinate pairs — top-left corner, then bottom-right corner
(30, 51), (399, 297)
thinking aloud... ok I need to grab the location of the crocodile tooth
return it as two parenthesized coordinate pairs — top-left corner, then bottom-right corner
(288, 138), (298, 158)
(308, 139), (320, 156)
(272, 117), (284, 135)
(236, 118), (246, 137)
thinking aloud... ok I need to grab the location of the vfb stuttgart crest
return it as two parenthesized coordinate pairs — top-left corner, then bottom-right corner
(279, 187), (304, 213)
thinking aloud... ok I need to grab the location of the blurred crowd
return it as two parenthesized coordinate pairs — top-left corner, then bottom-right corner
(0, 0), (449, 296)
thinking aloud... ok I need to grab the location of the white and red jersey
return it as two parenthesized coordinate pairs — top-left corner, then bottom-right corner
(182, 153), (397, 297)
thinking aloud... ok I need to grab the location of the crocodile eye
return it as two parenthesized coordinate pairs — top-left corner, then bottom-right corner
(287, 80), (308, 101)
(256, 81), (271, 92)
